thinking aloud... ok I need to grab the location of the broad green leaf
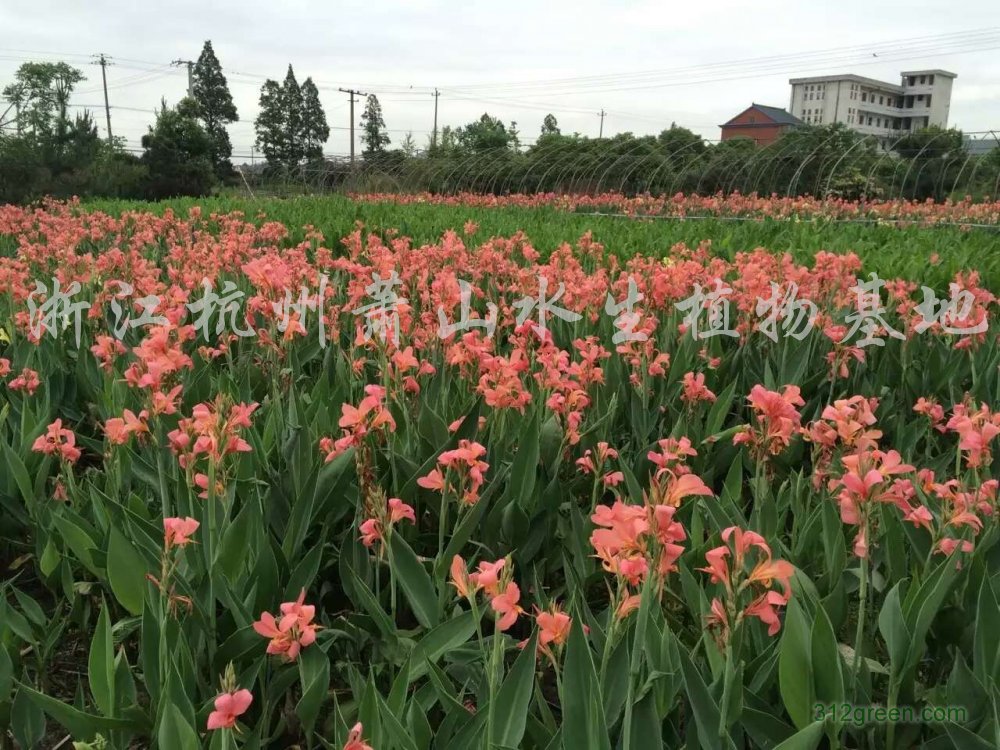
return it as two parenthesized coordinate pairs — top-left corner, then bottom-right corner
(678, 647), (722, 750)
(771, 720), (826, 750)
(409, 609), (480, 682)
(810, 602), (843, 707)
(158, 702), (200, 750)
(12, 686), (46, 750)
(296, 643), (330, 736)
(88, 604), (115, 717)
(107, 526), (147, 615)
(17, 683), (143, 739)
(491, 630), (537, 749)
(778, 597), (813, 731)
(389, 532), (439, 629)
(562, 617), (610, 750)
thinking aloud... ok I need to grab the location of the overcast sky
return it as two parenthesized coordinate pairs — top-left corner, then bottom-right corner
(2, 0), (1000, 159)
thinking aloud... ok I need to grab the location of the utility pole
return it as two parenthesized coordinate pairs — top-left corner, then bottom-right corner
(171, 59), (196, 97)
(338, 87), (367, 165)
(93, 54), (114, 143)
(598, 109), (606, 138)
(431, 88), (440, 150)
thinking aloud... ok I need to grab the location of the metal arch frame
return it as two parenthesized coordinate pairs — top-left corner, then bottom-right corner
(663, 140), (715, 196)
(896, 129), (958, 200)
(819, 133), (879, 198)
(786, 128), (853, 197)
(577, 138), (658, 195)
(515, 140), (592, 195)
(746, 137), (811, 197)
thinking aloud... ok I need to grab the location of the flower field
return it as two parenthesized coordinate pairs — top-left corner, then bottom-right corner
(1, 196), (999, 749)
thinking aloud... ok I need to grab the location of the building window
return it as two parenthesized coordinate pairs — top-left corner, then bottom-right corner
(928, 75), (935, 85)
(879, 95), (884, 105)
(908, 76), (916, 86)
(919, 75), (926, 84)
(925, 94), (931, 106)
(861, 92), (867, 102)
(867, 116), (873, 125)
(917, 94), (923, 102)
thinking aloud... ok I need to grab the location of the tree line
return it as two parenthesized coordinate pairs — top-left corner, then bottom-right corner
(2, 43), (999, 205)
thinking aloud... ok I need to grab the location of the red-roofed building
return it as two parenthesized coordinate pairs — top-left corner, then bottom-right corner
(720, 103), (803, 146)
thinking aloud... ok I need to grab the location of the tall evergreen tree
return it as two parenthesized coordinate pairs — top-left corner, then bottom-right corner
(192, 41), (238, 177)
(299, 78), (329, 161)
(254, 79), (285, 168)
(279, 66), (303, 165)
(359, 94), (390, 158)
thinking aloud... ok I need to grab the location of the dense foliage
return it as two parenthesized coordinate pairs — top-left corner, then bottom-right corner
(0, 196), (999, 749)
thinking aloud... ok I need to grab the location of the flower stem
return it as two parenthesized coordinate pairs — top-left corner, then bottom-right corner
(850, 536), (869, 704)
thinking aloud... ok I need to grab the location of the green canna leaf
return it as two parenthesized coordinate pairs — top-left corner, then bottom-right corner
(778, 597), (813, 731)
(388, 531), (439, 629)
(491, 630), (537, 749)
(88, 602), (115, 717)
(771, 719), (826, 750)
(106, 526), (147, 616)
(562, 616), (610, 750)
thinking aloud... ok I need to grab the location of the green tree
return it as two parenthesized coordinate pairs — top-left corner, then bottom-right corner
(2, 62), (85, 143)
(280, 66), (303, 165)
(456, 113), (513, 154)
(141, 97), (215, 198)
(657, 123), (706, 157)
(300, 78), (329, 161)
(254, 79), (285, 168)
(192, 40), (238, 178)
(509, 120), (521, 152)
(399, 131), (417, 157)
(540, 114), (560, 136)
(359, 93), (390, 158)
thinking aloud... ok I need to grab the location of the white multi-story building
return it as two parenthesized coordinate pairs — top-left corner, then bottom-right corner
(788, 70), (956, 143)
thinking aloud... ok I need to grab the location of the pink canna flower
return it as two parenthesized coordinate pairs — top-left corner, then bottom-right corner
(470, 559), (506, 595)
(343, 722), (374, 750)
(32, 419), (82, 463)
(8, 367), (41, 395)
(104, 409), (150, 445)
(418, 440), (489, 504)
(388, 497), (416, 524)
(206, 689), (253, 730)
(450, 555), (480, 600)
(536, 605), (572, 651)
(681, 371), (716, 404)
(733, 384), (805, 460)
(163, 517), (199, 549)
(359, 518), (382, 547)
(359, 496), (415, 549)
(252, 590), (320, 662)
(491, 582), (523, 631)
(700, 526), (793, 645)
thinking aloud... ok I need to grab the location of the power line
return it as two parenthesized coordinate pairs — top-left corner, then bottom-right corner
(442, 27), (1000, 94)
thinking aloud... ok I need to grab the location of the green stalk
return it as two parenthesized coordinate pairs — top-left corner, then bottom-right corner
(621, 574), (652, 750)
(850, 521), (870, 704)
(485, 622), (504, 750)
(205, 456), (218, 663)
